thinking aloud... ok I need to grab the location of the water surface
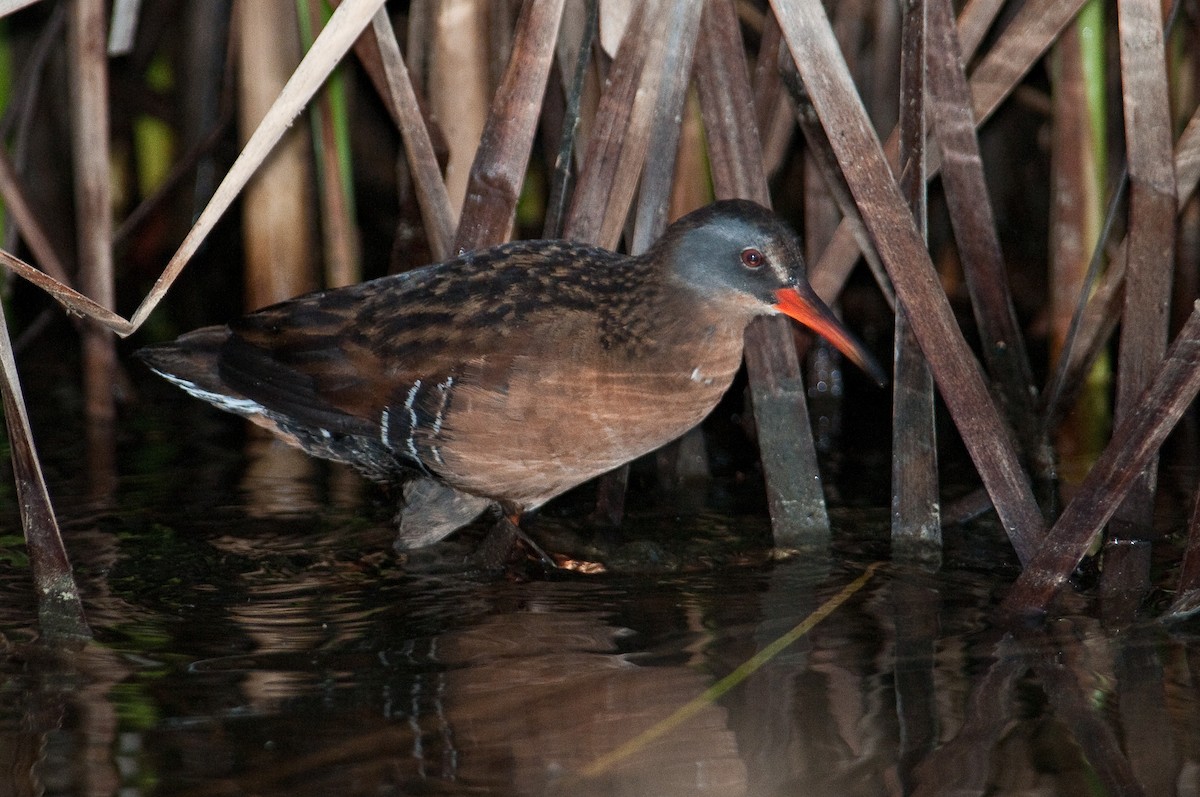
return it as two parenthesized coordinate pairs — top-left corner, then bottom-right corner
(2, 401), (1199, 795)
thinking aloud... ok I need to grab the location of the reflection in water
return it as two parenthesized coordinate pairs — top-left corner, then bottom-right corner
(2, 501), (1200, 796)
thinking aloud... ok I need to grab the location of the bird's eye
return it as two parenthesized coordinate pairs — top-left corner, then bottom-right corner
(741, 248), (765, 270)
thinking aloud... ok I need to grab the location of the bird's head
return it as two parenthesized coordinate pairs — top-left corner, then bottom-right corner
(659, 199), (886, 386)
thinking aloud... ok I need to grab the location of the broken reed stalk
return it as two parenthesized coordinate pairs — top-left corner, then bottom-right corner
(771, 0), (1046, 565)
(69, 0), (118, 500)
(698, 0), (834, 546)
(1001, 303), (1200, 620)
(891, 0), (940, 550)
(1103, 0), (1178, 616)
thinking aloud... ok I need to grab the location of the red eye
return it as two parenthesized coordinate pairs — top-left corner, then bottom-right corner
(741, 248), (765, 269)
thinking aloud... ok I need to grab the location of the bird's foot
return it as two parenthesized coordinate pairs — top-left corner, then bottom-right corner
(466, 513), (557, 573)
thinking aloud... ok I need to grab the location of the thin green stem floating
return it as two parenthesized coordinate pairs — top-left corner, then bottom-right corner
(579, 561), (883, 779)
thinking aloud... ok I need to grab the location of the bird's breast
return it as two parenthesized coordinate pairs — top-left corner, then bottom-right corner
(420, 320), (747, 507)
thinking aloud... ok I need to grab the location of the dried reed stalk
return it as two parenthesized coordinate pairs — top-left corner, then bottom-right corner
(630, 0), (702, 254)
(543, 0), (597, 238)
(1045, 8), (1108, 494)
(0, 297), (89, 639)
(700, 0), (834, 544)
(454, 0), (566, 252)
(69, 0), (118, 499)
(771, 0), (1046, 564)
(808, 0), (1090, 308)
(429, 0), (489, 217)
(926, 0), (1047, 486)
(1048, 106), (1200, 426)
(564, 0), (670, 247)
(891, 0), (939, 550)
(1104, 0), (1178, 615)
(1002, 303), (1200, 618)
(238, 0), (316, 308)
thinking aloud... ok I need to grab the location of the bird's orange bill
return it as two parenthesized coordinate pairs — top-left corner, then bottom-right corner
(774, 285), (888, 387)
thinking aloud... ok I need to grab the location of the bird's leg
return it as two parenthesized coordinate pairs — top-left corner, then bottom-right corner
(506, 511), (557, 569)
(471, 508), (557, 571)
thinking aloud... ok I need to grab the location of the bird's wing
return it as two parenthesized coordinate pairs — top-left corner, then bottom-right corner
(217, 242), (626, 468)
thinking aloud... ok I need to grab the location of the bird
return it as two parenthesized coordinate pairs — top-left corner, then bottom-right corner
(138, 199), (885, 551)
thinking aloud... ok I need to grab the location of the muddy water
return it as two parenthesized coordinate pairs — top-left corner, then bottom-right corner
(1, 395), (1199, 795)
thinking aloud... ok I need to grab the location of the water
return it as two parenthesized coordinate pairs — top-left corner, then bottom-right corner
(2, 396), (1200, 795)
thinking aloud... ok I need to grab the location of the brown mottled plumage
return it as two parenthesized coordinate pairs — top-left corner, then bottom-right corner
(138, 200), (884, 549)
